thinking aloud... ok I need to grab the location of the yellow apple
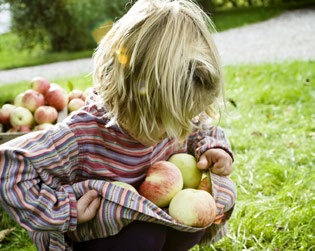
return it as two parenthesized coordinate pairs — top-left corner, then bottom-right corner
(112, 181), (138, 194)
(169, 188), (217, 227)
(168, 153), (202, 188)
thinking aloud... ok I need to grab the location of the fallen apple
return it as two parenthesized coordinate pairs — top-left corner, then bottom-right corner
(138, 161), (183, 208)
(112, 181), (138, 194)
(0, 104), (16, 125)
(45, 84), (69, 111)
(10, 106), (35, 128)
(169, 188), (217, 227)
(168, 153), (202, 188)
(30, 76), (51, 94)
(21, 89), (45, 112)
(34, 105), (58, 124)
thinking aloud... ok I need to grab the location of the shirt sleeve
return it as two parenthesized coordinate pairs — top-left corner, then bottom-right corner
(187, 114), (233, 161)
(0, 124), (78, 232)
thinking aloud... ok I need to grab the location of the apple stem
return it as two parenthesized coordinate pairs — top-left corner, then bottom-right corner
(206, 171), (213, 196)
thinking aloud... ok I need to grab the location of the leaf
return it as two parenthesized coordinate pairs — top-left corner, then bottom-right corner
(0, 227), (16, 242)
(68, 81), (74, 92)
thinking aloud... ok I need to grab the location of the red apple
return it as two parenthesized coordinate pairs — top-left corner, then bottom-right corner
(8, 125), (32, 133)
(138, 161), (183, 208)
(68, 89), (85, 101)
(21, 90), (45, 112)
(45, 84), (69, 111)
(30, 76), (51, 94)
(168, 153), (202, 188)
(169, 188), (217, 227)
(14, 92), (25, 107)
(68, 98), (85, 112)
(10, 107), (34, 128)
(34, 105), (58, 124)
(0, 104), (16, 125)
(112, 181), (138, 194)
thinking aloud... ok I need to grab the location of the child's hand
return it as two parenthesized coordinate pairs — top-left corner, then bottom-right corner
(197, 149), (233, 176)
(77, 190), (101, 224)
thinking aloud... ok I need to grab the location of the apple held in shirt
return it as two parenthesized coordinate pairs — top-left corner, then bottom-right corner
(169, 188), (217, 227)
(138, 160), (183, 208)
(168, 153), (202, 189)
(112, 181), (139, 194)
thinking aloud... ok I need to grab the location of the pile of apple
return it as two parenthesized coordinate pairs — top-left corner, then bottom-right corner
(114, 153), (217, 228)
(0, 76), (93, 133)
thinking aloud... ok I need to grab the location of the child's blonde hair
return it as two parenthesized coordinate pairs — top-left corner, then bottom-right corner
(93, 0), (223, 142)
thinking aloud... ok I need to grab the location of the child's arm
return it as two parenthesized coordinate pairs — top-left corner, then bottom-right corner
(0, 125), (79, 232)
(187, 115), (234, 176)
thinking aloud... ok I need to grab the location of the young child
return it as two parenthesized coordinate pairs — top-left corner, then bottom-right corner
(0, 0), (236, 250)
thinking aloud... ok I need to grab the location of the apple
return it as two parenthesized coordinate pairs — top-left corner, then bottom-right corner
(10, 107), (34, 128)
(0, 104), (16, 125)
(21, 89), (45, 112)
(45, 84), (69, 111)
(68, 98), (85, 112)
(83, 87), (94, 99)
(168, 153), (202, 188)
(8, 125), (32, 133)
(169, 188), (217, 227)
(14, 92), (25, 107)
(30, 76), (51, 94)
(34, 105), (58, 124)
(138, 161), (183, 208)
(112, 181), (138, 194)
(33, 123), (54, 131)
(68, 89), (85, 101)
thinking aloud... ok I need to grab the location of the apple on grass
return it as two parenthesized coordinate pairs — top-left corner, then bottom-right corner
(34, 106), (58, 124)
(30, 76), (51, 94)
(45, 84), (69, 111)
(168, 153), (202, 189)
(138, 161), (183, 208)
(68, 98), (85, 113)
(168, 188), (217, 227)
(10, 107), (34, 128)
(112, 181), (138, 194)
(21, 89), (45, 112)
(0, 104), (16, 125)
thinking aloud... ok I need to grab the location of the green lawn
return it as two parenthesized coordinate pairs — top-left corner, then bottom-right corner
(0, 60), (314, 250)
(0, 4), (301, 70)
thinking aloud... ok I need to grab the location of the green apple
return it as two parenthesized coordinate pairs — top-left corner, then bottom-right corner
(168, 153), (202, 188)
(169, 188), (217, 227)
(112, 181), (138, 194)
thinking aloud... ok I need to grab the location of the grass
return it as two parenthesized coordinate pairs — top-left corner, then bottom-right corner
(0, 3), (307, 70)
(0, 60), (314, 250)
(0, 32), (93, 70)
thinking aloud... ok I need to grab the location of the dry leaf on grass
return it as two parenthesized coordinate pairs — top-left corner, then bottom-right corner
(0, 227), (16, 242)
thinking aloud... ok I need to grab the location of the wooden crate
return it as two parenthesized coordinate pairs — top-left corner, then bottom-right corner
(0, 107), (68, 145)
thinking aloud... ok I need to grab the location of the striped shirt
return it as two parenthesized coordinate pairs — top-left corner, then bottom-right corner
(0, 97), (236, 251)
